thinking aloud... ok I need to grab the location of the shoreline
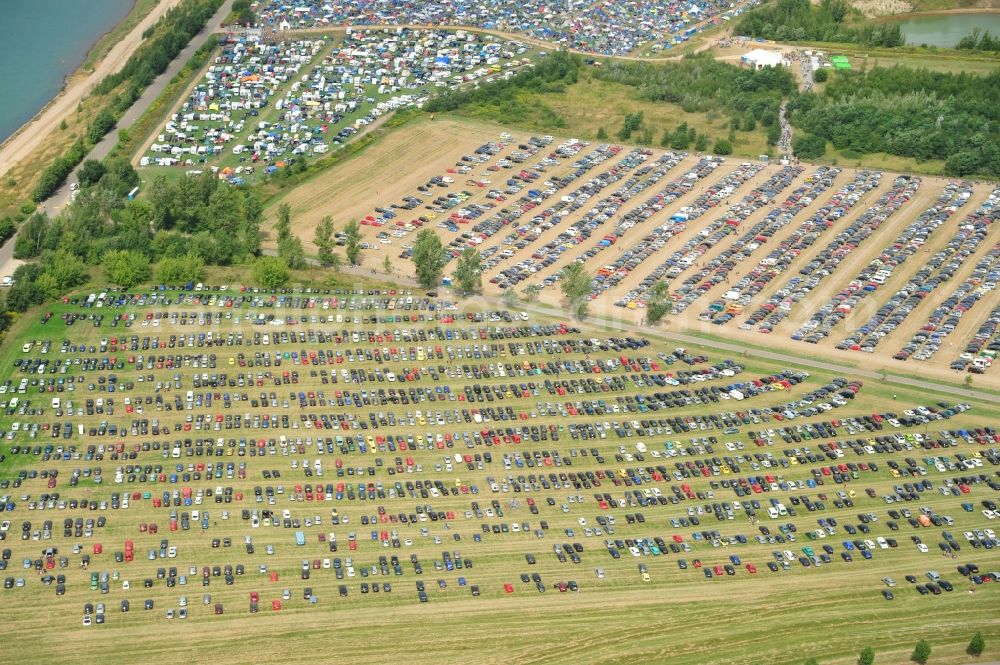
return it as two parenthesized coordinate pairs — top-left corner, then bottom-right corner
(0, 0), (185, 179)
(875, 6), (1000, 22)
(0, 0), (139, 151)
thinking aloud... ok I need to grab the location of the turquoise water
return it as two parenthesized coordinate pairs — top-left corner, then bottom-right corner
(0, 0), (134, 143)
(897, 12), (1000, 47)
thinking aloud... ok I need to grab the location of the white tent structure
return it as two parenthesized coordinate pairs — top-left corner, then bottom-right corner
(741, 49), (785, 70)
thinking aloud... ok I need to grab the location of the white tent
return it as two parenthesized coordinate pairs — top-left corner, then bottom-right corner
(741, 49), (784, 70)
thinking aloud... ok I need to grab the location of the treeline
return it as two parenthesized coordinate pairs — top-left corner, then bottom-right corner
(789, 66), (1000, 176)
(95, 0), (222, 95)
(957, 29), (1000, 52)
(7, 160), (262, 312)
(31, 0), (222, 202)
(593, 54), (795, 123)
(424, 51), (580, 118)
(736, 0), (903, 47)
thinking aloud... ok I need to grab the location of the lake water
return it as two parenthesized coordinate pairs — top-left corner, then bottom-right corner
(0, 0), (134, 144)
(897, 12), (1000, 47)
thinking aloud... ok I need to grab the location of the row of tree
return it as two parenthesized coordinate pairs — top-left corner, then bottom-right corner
(736, 0), (904, 47)
(956, 29), (1000, 52)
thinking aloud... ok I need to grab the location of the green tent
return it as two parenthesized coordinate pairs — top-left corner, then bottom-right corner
(830, 55), (851, 70)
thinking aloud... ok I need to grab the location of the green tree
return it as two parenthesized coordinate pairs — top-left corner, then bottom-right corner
(411, 228), (445, 289)
(102, 249), (151, 289)
(560, 261), (592, 318)
(859, 646), (875, 665)
(35, 273), (61, 300)
(968, 632), (985, 656)
(804, 659), (819, 665)
(274, 203), (292, 243)
(813, 67), (829, 83)
(77, 159), (107, 187)
(44, 249), (88, 290)
(156, 252), (206, 284)
(793, 133), (827, 160)
(912, 640), (930, 664)
(329, 253), (343, 272)
(314, 216), (335, 265)
(670, 122), (691, 150)
(713, 138), (733, 155)
(279, 235), (306, 270)
(522, 283), (541, 302)
(596, 126), (607, 140)
(695, 133), (709, 152)
(253, 256), (289, 289)
(646, 281), (673, 324)
(344, 219), (362, 266)
(453, 247), (482, 294)
(502, 287), (519, 308)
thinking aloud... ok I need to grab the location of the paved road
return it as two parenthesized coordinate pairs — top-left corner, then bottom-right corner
(263, 249), (1000, 405)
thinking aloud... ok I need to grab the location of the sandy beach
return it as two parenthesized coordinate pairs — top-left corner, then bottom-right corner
(0, 0), (185, 179)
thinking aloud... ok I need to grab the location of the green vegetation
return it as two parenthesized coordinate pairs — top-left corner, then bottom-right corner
(593, 54), (796, 124)
(252, 255), (290, 288)
(314, 216), (336, 266)
(425, 51), (579, 120)
(645, 281), (672, 324)
(789, 66), (1000, 176)
(344, 219), (362, 266)
(94, 0), (222, 97)
(559, 261), (592, 318)
(912, 640), (931, 664)
(411, 228), (446, 289)
(969, 632), (986, 656)
(860, 646), (876, 665)
(736, 0), (903, 46)
(156, 252), (206, 283)
(230, 0), (254, 24)
(957, 29), (1000, 52)
(103, 249), (151, 288)
(453, 247), (482, 294)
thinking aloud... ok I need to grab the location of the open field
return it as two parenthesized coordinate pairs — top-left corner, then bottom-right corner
(0, 285), (998, 664)
(263, 117), (1000, 389)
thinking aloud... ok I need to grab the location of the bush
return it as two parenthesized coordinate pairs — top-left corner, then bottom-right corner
(103, 249), (151, 289)
(252, 256), (289, 289)
(912, 640), (930, 664)
(968, 632), (985, 656)
(859, 646), (875, 665)
(156, 252), (206, 284)
(713, 138), (733, 156)
(793, 133), (827, 160)
(814, 67), (829, 83)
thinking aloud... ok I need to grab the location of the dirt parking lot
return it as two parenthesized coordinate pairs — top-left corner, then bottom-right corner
(264, 118), (1000, 389)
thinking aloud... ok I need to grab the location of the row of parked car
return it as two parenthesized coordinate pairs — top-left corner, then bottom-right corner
(687, 167), (841, 323)
(847, 186), (1000, 354)
(747, 175), (920, 333)
(793, 180), (973, 345)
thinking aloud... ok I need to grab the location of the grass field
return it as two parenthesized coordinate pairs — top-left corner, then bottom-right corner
(444, 73), (772, 160)
(0, 283), (997, 664)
